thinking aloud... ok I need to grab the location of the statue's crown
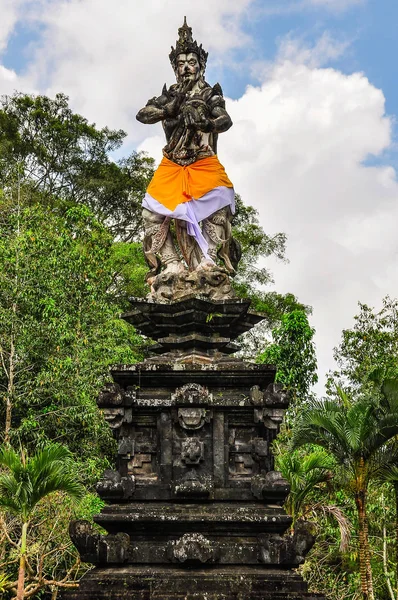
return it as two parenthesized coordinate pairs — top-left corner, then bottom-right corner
(169, 17), (208, 72)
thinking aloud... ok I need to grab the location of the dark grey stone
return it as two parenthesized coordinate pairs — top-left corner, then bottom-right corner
(61, 296), (325, 599)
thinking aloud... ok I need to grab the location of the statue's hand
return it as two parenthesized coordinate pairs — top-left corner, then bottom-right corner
(163, 96), (180, 118)
(184, 109), (197, 129)
(195, 118), (215, 133)
(182, 106), (214, 132)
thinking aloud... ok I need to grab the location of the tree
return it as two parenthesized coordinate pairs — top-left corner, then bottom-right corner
(230, 197), (312, 358)
(292, 386), (398, 600)
(0, 92), (154, 240)
(276, 446), (351, 552)
(0, 443), (84, 599)
(329, 297), (398, 394)
(232, 195), (286, 295)
(0, 183), (145, 465)
(257, 310), (318, 404)
(376, 454), (398, 600)
(372, 377), (398, 599)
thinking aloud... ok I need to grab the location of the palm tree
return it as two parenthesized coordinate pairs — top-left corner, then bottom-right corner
(0, 443), (85, 600)
(374, 442), (398, 600)
(277, 447), (351, 551)
(291, 385), (398, 600)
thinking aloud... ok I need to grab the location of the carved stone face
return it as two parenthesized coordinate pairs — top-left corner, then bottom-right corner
(176, 52), (201, 84)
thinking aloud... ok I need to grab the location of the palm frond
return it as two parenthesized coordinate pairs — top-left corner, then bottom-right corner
(371, 442), (398, 483)
(335, 386), (352, 409)
(0, 495), (22, 516)
(292, 399), (351, 460)
(0, 442), (85, 521)
(311, 503), (352, 552)
(381, 378), (398, 406)
(0, 446), (21, 472)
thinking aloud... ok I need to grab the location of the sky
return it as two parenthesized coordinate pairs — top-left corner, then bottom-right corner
(1, 0), (398, 393)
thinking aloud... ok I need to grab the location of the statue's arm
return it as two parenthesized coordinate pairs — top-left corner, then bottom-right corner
(136, 102), (166, 124)
(192, 103), (232, 134)
(209, 105), (232, 133)
(136, 88), (182, 125)
(198, 85), (232, 133)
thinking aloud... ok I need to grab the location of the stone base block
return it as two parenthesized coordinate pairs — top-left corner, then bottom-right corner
(61, 565), (325, 600)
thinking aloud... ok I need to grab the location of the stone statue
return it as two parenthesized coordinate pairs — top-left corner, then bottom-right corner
(136, 18), (240, 301)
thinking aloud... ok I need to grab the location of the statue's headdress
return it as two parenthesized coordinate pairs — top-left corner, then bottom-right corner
(169, 17), (208, 73)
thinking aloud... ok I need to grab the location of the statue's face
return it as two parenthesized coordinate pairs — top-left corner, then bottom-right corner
(176, 53), (201, 84)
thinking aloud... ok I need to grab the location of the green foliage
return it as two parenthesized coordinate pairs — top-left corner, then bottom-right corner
(301, 483), (397, 600)
(276, 447), (334, 526)
(0, 188), (144, 469)
(0, 443), (84, 522)
(0, 445), (88, 599)
(0, 92), (154, 240)
(329, 297), (398, 394)
(292, 385), (398, 599)
(232, 196), (309, 326)
(109, 241), (149, 305)
(257, 310), (318, 402)
(232, 195), (287, 290)
(292, 388), (398, 477)
(230, 196), (312, 360)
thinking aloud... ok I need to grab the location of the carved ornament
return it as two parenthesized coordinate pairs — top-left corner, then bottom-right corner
(251, 471), (290, 503)
(69, 520), (130, 564)
(178, 407), (208, 430)
(167, 533), (219, 564)
(181, 437), (204, 464)
(172, 383), (212, 405)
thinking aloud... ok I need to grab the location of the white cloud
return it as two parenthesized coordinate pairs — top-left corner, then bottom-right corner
(0, 0), (23, 53)
(218, 61), (396, 392)
(0, 64), (17, 82)
(251, 31), (352, 83)
(0, 0), (42, 96)
(275, 32), (351, 68)
(15, 0), (253, 137)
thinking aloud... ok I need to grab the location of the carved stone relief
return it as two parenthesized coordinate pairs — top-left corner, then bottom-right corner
(69, 520), (130, 564)
(96, 469), (135, 501)
(251, 471), (290, 503)
(259, 521), (316, 566)
(167, 533), (219, 564)
(178, 407), (209, 429)
(173, 470), (212, 497)
(249, 385), (264, 405)
(172, 383), (212, 405)
(181, 437), (204, 464)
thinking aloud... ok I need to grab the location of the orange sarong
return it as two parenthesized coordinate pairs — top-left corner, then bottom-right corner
(147, 155), (233, 211)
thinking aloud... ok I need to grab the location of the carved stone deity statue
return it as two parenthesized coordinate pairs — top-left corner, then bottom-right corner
(137, 18), (240, 301)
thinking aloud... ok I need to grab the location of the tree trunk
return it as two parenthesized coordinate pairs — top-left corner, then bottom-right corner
(16, 521), (28, 600)
(355, 491), (372, 600)
(4, 328), (15, 443)
(5, 178), (21, 443)
(395, 483), (398, 600)
(383, 521), (395, 600)
(363, 505), (375, 600)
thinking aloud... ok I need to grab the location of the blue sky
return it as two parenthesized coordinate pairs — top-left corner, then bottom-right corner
(1, 0), (397, 390)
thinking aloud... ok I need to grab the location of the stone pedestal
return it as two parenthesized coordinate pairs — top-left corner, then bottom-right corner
(62, 298), (325, 600)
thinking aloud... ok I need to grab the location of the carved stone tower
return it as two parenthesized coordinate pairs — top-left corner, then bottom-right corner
(63, 296), (325, 600)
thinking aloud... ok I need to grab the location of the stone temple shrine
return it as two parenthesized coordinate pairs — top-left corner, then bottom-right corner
(62, 18), (326, 600)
